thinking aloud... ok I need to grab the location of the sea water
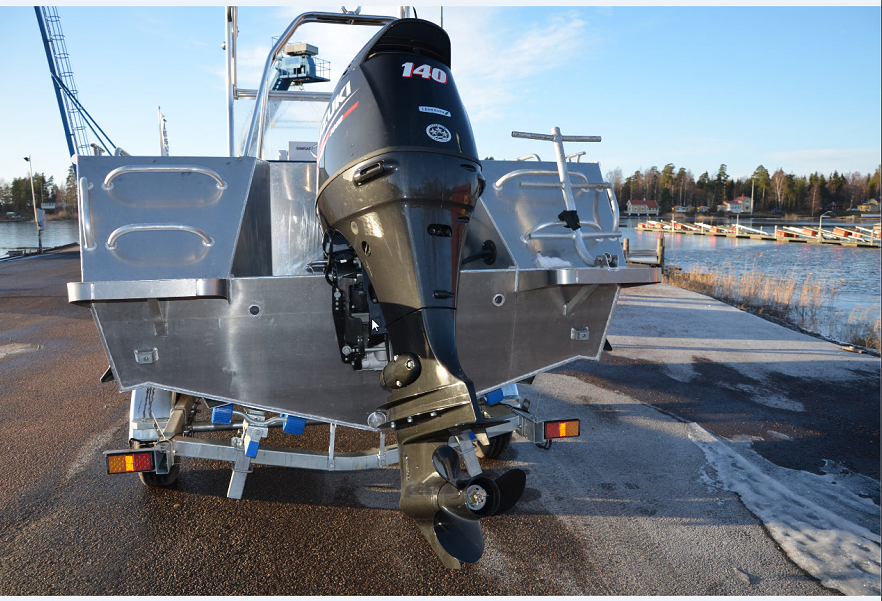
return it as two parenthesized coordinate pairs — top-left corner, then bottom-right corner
(620, 217), (881, 342)
(0, 219), (79, 257)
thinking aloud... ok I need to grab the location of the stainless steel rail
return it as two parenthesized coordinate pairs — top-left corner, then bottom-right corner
(606, 187), (621, 232)
(77, 176), (96, 250)
(494, 169), (589, 191)
(242, 11), (396, 159)
(102, 165), (228, 191)
(512, 131), (601, 143)
(524, 221), (623, 241)
(508, 127), (617, 266)
(519, 181), (609, 189)
(105, 224), (215, 250)
(236, 89), (333, 102)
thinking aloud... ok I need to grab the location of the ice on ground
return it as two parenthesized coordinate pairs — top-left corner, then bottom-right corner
(688, 422), (881, 596)
(534, 253), (572, 269)
(0, 342), (41, 361)
(662, 359), (698, 383)
(734, 383), (805, 412)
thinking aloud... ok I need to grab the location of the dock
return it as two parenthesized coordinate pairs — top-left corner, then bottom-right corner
(636, 220), (881, 248)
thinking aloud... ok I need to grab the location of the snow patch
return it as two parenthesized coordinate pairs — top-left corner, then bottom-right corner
(687, 422), (881, 596)
(0, 342), (41, 361)
(727, 434), (764, 443)
(662, 360), (698, 383)
(535, 253), (572, 269)
(735, 383), (805, 412)
(65, 422), (123, 483)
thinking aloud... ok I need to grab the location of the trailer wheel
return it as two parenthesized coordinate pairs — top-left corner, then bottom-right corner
(476, 432), (512, 459)
(133, 441), (180, 487)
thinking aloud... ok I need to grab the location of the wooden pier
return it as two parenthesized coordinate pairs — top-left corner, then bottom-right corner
(635, 220), (881, 248)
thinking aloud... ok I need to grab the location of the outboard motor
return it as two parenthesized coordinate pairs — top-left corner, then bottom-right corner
(315, 18), (525, 568)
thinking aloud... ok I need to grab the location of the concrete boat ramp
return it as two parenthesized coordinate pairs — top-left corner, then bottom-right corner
(0, 247), (878, 595)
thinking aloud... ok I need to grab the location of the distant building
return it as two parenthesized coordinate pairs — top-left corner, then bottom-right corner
(672, 205), (690, 213)
(696, 206), (709, 213)
(857, 199), (880, 212)
(721, 200), (743, 214)
(626, 199), (659, 216)
(733, 195), (751, 212)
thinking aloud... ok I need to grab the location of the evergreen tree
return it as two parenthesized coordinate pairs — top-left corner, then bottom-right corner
(713, 164), (729, 205)
(751, 165), (771, 210)
(11, 177), (32, 212)
(675, 167), (687, 205)
(867, 165), (880, 199)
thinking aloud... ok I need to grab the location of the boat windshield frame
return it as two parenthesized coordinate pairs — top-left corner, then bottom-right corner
(225, 7), (396, 159)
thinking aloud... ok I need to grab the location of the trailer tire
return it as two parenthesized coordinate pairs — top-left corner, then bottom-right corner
(133, 441), (180, 487)
(476, 432), (512, 459)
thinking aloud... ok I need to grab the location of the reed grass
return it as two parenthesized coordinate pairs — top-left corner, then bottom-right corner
(836, 308), (882, 351)
(665, 260), (881, 351)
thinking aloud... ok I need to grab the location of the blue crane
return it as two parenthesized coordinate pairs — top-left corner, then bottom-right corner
(35, 6), (121, 159)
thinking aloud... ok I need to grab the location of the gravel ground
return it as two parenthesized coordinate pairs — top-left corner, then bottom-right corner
(0, 249), (861, 594)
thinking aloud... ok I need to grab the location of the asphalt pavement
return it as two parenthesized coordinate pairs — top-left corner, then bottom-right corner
(0, 248), (877, 594)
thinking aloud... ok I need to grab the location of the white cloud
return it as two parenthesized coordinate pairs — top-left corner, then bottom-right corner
(231, 6), (599, 127)
(446, 7), (594, 123)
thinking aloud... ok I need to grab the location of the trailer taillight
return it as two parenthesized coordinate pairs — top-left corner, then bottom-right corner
(106, 450), (154, 474)
(544, 419), (580, 439)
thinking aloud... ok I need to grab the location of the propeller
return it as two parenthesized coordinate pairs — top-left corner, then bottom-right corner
(428, 444), (527, 564)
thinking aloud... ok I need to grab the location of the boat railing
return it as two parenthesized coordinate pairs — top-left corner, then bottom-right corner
(492, 128), (620, 266)
(102, 165), (228, 191)
(78, 176), (96, 250)
(105, 224), (215, 250)
(238, 10), (396, 159)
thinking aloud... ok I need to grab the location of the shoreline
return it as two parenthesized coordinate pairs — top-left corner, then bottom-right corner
(670, 275), (882, 357)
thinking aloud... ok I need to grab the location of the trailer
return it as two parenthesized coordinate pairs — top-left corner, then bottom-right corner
(67, 7), (658, 569)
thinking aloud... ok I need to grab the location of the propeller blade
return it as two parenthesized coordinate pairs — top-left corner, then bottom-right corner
(493, 469), (526, 516)
(433, 509), (484, 564)
(432, 445), (461, 484)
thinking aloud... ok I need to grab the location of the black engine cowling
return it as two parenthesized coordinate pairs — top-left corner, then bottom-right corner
(315, 18), (486, 442)
(315, 19), (523, 569)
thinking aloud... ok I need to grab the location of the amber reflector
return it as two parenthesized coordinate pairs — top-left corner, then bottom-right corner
(107, 451), (154, 474)
(544, 419), (580, 439)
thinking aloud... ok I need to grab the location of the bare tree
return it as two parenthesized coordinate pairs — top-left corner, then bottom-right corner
(771, 168), (788, 211)
(605, 167), (624, 202)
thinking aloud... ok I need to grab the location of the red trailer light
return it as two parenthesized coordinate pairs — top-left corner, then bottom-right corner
(544, 419), (580, 439)
(106, 450), (154, 474)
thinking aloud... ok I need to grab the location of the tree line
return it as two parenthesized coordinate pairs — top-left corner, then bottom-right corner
(0, 166), (77, 216)
(604, 163), (881, 214)
(3, 162), (880, 218)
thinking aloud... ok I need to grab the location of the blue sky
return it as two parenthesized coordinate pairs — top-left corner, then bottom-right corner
(1, 3), (880, 189)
